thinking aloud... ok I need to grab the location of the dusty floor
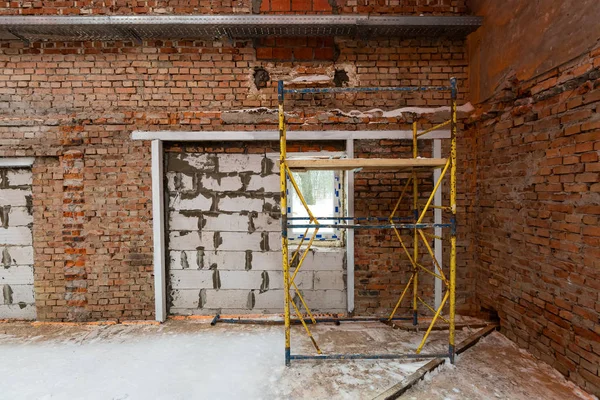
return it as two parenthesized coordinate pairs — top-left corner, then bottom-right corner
(0, 319), (594, 400)
(406, 331), (596, 400)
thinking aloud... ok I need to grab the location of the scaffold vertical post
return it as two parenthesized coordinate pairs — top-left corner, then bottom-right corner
(412, 121), (419, 326)
(279, 80), (291, 367)
(449, 77), (457, 364)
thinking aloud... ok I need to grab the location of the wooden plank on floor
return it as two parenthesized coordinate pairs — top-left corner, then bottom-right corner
(371, 324), (499, 400)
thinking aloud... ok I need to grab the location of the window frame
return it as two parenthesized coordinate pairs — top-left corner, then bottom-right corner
(285, 152), (346, 246)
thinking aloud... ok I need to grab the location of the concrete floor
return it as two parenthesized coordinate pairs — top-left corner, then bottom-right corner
(0, 319), (593, 399)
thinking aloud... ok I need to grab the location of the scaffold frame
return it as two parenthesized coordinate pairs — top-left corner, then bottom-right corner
(278, 78), (458, 366)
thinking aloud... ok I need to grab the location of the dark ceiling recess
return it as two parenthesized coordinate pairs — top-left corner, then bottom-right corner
(0, 15), (482, 42)
(254, 67), (270, 90)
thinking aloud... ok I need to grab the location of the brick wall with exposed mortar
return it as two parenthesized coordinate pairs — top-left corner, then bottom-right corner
(466, 44), (600, 397)
(0, 1), (473, 321)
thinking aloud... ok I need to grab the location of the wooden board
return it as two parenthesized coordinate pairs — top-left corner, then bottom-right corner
(285, 158), (447, 170)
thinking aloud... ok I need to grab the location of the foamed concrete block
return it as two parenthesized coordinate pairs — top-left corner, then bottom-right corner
(203, 289), (252, 309)
(0, 246), (34, 266)
(0, 265), (34, 285)
(168, 231), (204, 251)
(268, 270), (313, 290)
(202, 213), (250, 232)
(169, 191), (213, 211)
(0, 304), (36, 319)
(0, 284), (35, 305)
(217, 232), (266, 251)
(263, 196), (280, 213)
(169, 270), (215, 289)
(253, 289), (284, 310)
(166, 172), (195, 192)
(7, 206), (33, 227)
(246, 174), (279, 192)
(5, 169), (32, 187)
(300, 248), (345, 271)
(218, 270), (265, 290)
(249, 251), (281, 271)
(0, 227), (32, 246)
(0, 189), (30, 207)
(217, 154), (263, 173)
(251, 213), (280, 232)
(170, 289), (201, 309)
(217, 195), (263, 213)
(168, 211), (201, 231)
(268, 232), (282, 251)
(302, 289), (346, 311)
(200, 175), (243, 192)
(314, 270), (346, 290)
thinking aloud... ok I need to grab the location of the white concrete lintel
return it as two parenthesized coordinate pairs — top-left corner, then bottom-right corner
(132, 130), (450, 142)
(0, 157), (35, 168)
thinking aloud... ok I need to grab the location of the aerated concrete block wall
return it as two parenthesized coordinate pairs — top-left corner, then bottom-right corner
(0, 168), (35, 319)
(166, 149), (346, 315)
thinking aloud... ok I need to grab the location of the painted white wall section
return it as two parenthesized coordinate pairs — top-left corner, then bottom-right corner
(0, 167), (35, 319)
(166, 152), (346, 315)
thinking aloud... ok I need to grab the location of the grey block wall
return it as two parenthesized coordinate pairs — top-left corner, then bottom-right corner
(0, 168), (35, 319)
(166, 152), (346, 315)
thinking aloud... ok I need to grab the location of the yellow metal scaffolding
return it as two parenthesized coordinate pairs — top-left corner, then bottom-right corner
(278, 78), (458, 366)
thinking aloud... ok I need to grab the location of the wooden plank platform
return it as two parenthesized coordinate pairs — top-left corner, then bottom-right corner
(285, 158), (447, 170)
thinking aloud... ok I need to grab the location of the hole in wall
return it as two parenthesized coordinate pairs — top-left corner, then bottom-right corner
(334, 69), (349, 87)
(254, 67), (270, 90)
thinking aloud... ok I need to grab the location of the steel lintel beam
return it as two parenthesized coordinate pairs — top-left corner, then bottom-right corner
(0, 15), (482, 42)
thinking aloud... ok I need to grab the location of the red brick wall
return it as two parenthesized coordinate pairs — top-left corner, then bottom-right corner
(0, 3), (471, 321)
(467, 45), (600, 396)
